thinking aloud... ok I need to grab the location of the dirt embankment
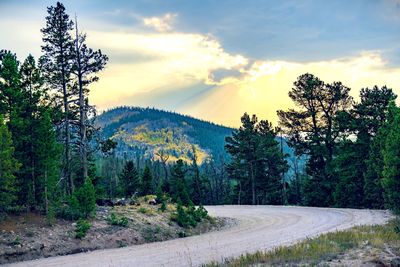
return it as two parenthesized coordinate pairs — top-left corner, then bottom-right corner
(0, 201), (228, 265)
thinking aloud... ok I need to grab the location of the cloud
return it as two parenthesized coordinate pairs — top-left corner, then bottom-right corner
(1, 2), (399, 127)
(87, 18), (400, 127)
(181, 51), (400, 127)
(87, 29), (249, 109)
(143, 13), (177, 32)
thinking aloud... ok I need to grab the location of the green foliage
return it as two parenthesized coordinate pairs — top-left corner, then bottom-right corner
(382, 103), (400, 214)
(333, 141), (365, 208)
(120, 160), (140, 197)
(170, 160), (192, 206)
(159, 201), (167, 212)
(140, 166), (154, 196)
(226, 113), (288, 205)
(60, 179), (96, 220)
(74, 179), (96, 218)
(278, 74), (353, 207)
(97, 106), (233, 160)
(138, 207), (148, 214)
(75, 219), (91, 239)
(172, 202), (209, 228)
(0, 117), (20, 212)
(107, 213), (129, 227)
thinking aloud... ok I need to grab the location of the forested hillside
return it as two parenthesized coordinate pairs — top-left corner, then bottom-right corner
(96, 106), (234, 163)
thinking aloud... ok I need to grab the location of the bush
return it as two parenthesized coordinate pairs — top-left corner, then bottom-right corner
(172, 202), (209, 228)
(74, 179), (96, 218)
(159, 201), (167, 212)
(107, 213), (129, 227)
(58, 179), (96, 220)
(75, 219), (91, 239)
(138, 207), (148, 214)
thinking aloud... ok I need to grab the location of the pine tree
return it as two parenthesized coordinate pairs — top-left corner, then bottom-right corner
(41, 1), (75, 195)
(141, 166), (153, 196)
(170, 160), (191, 205)
(225, 114), (287, 205)
(358, 87), (397, 208)
(71, 16), (108, 181)
(277, 74), (353, 207)
(0, 52), (32, 207)
(382, 103), (400, 214)
(257, 120), (288, 204)
(120, 160), (140, 197)
(33, 110), (61, 213)
(0, 117), (20, 212)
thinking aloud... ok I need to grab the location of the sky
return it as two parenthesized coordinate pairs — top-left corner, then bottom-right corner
(1, 0), (400, 127)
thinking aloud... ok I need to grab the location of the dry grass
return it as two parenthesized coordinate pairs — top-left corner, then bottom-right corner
(205, 221), (400, 267)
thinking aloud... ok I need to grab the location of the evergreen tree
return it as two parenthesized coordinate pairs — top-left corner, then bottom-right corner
(277, 74), (353, 207)
(358, 87), (396, 208)
(333, 140), (364, 207)
(256, 120), (288, 204)
(382, 103), (400, 214)
(40, 1), (75, 195)
(225, 114), (287, 205)
(72, 178), (96, 218)
(189, 145), (203, 204)
(120, 160), (140, 197)
(334, 86), (396, 208)
(33, 110), (61, 213)
(71, 16), (108, 181)
(225, 113), (258, 204)
(141, 166), (153, 196)
(0, 52), (32, 207)
(170, 160), (191, 205)
(0, 117), (20, 212)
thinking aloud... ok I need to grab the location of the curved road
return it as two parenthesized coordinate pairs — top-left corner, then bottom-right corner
(7, 206), (392, 267)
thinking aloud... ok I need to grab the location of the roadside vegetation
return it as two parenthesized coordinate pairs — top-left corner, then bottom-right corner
(0, 195), (223, 264)
(205, 220), (400, 267)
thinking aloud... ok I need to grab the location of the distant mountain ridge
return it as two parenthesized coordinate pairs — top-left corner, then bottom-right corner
(96, 106), (234, 163)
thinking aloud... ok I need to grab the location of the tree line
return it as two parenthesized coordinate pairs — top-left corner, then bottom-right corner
(0, 2), (107, 219)
(1, 2), (399, 221)
(277, 73), (400, 213)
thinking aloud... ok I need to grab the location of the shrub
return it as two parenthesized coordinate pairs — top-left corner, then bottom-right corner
(107, 213), (129, 227)
(58, 179), (96, 220)
(75, 219), (91, 239)
(159, 201), (167, 212)
(138, 207), (148, 214)
(74, 179), (96, 218)
(172, 202), (209, 228)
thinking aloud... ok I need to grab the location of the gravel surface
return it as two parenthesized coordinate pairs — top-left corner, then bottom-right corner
(5, 205), (392, 267)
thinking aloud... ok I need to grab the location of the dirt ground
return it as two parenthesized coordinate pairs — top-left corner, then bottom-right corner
(5, 206), (392, 267)
(0, 202), (229, 265)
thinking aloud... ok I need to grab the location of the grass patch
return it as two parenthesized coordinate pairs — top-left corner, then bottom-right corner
(107, 213), (129, 227)
(205, 221), (400, 267)
(138, 207), (148, 214)
(75, 219), (91, 239)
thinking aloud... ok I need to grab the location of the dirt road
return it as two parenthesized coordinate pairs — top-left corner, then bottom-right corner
(6, 206), (392, 267)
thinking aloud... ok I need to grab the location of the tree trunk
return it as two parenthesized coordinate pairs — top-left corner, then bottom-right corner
(250, 163), (256, 205)
(75, 17), (88, 181)
(45, 169), (48, 214)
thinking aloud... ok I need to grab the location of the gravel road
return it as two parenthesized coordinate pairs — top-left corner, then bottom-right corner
(6, 205), (392, 267)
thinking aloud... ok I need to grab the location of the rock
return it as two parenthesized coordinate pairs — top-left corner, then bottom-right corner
(114, 198), (127, 206)
(96, 199), (114, 207)
(148, 199), (157, 205)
